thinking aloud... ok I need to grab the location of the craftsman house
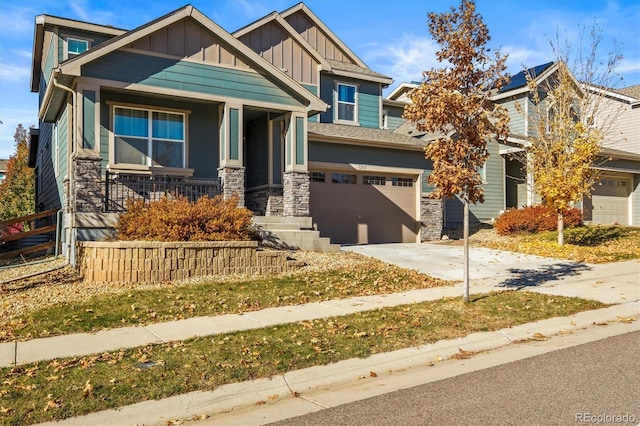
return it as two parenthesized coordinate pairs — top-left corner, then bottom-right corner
(29, 3), (441, 263)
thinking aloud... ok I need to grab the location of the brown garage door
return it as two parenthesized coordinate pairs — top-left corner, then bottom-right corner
(588, 176), (630, 225)
(309, 171), (418, 244)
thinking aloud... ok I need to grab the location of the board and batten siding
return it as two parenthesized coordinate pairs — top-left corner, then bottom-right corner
(128, 18), (249, 69)
(237, 21), (319, 86)
(98, 91), (219, 179)
(83, 51), (305, 108)
(284, 10), (354, 64)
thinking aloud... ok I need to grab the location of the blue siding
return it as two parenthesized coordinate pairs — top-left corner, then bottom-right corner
(498, 96), (527, 135)
(84, 51), (304, 107)
(386, 105), (406, 130)
(309, 141), (432, 187)
(229, 108), (239, 160)
(82, 90), (96, 149)
(444, 140), (505, 227)
(358, 81), (381, 128)
(317, 75), (381, 127)
(295, 116), (305, 165)
(55, 28), (115, 63)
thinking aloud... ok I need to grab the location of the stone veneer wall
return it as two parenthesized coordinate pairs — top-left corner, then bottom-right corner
(420, 196), (443, 241)
(219, 166), (245, 207)
(245, 187), (284, 216)
(283, 171), (310, 216)
(77, 241), (293, 284)
(73, 153), (103, 213)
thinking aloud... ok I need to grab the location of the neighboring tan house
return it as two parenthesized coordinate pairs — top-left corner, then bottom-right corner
(29, 3), (442, 263)
(386, 62), (640, 228)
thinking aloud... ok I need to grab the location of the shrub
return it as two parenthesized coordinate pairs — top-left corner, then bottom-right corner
(115, 195), (254, 241)
(494, 205), (582, 235)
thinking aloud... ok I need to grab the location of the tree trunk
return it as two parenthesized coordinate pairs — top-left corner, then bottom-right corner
(463, 199), (470, 303)
(557, 211), (564, 246)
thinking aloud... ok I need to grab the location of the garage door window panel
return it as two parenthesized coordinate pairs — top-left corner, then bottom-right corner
(364, 175), (386, 186)
(332, 173), (356, 184)
(392, 177), (414, 187)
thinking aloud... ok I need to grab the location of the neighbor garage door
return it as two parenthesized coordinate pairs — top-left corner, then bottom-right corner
(309, 171), (419, 244)
(589, 176), (630, 225)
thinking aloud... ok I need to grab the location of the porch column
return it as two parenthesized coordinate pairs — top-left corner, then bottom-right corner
(420, 196), (443, 241)
(218, 104), (245, 207)
(283, 113), (309, 216)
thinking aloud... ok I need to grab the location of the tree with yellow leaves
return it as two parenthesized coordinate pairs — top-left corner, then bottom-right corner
(404, 0), (510, 302)
(518, 24), (623, 246)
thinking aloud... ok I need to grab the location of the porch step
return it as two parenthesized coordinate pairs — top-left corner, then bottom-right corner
(252, 216), (340, 253)
(252, 216), (313, 229)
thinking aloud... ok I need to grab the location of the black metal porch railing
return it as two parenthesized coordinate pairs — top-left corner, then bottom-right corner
(104, 171), (222, 212)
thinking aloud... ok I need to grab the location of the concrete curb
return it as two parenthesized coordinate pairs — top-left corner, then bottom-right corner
(39, 302), (639, 426)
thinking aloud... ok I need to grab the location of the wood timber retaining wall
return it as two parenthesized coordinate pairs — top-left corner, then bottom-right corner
(77, 241), (294, 284)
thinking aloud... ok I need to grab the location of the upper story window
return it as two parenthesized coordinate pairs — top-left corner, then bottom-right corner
(114, 106), (185, 168)
(66, 37), (89, 58)
(336, 83), (357, 123)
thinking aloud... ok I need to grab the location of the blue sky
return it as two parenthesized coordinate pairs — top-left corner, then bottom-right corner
(0, 0), (639, 159)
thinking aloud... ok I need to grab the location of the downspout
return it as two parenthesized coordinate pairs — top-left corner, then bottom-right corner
(51, 69), (77, 265)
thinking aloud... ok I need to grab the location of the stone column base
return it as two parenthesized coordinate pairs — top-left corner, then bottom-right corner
(218, 166), (245, 207)
(283, 171), (310, 216)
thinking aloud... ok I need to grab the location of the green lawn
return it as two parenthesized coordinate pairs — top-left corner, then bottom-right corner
(0, 291), (606, 425)
(1, 255), (450, 342)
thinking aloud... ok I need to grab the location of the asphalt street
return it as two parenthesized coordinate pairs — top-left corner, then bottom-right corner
(270, 330), (640, 426)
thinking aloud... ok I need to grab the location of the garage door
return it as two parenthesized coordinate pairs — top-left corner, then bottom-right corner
(309, 171), (419, 244)
(589, 177), (630, 225)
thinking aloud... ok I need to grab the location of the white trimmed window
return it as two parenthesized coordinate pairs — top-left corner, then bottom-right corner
(66, 37), (89, 58)
(336, 83), (357, 123)
(114, 106), (185, 168)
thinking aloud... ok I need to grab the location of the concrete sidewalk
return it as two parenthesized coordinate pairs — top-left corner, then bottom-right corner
(2, 258), (638, 368)
(2, 250), (637, 425)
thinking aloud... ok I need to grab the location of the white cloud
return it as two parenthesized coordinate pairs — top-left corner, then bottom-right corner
(0, 63), (30, 82)
(363, 35), (441, 86)
(618, 58), (640, 73)
(70, 0), (90, 22)
(0, 6), (35, 37)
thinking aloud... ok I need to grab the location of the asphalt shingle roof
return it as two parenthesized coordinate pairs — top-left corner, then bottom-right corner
(613, 85), (640, 100)
(326, 59), (392, 81)
(308, 122), (426, 148)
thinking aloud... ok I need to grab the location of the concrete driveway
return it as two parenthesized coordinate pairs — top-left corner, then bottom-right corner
(342, 243), (584, 283)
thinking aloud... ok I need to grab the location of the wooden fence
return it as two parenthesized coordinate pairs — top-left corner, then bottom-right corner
(0, 209), (59, 260)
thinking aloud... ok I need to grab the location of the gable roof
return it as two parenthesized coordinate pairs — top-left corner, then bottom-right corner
(499, 62), (555, 93)
(31, 14), (126, 92)
(235, 4), (392, 85)
(47, 5), (326, 114)
(490, 61), (560, 101)
(233, 11), (331, 71)
(279, 3), (367, 69)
